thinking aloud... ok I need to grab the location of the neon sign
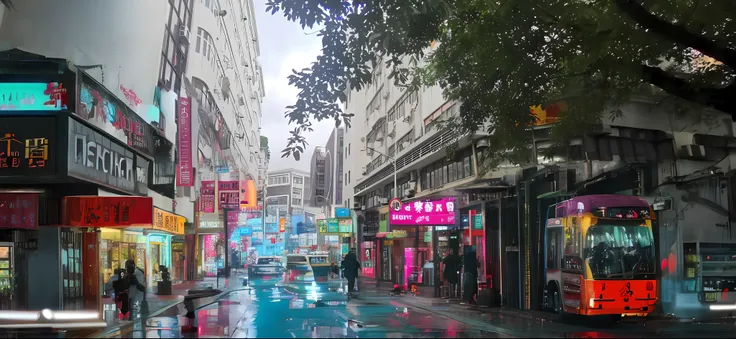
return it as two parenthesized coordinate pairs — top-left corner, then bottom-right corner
(0, 116), (57, 176)
(0, 82), (68, 111)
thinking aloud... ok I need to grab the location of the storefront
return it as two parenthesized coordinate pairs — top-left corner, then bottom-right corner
(317, 218), (351, 264)
(197, 211), (224, 277)
(64, 195), (154, 312)
(171, 237), (185, 282)
(0, 52), (177, 313)
(146, 207), (185, 286)
(386, 197), (456, 290)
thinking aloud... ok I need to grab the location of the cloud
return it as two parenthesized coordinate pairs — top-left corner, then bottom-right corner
(255, 3), (334, 173)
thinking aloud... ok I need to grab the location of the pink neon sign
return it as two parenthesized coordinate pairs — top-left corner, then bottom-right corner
(389, 197), (456, 226)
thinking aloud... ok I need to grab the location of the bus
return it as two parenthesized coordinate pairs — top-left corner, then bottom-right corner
(544, 195), (657, 321)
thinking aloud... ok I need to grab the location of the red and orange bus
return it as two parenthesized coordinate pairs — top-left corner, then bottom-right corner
(544, 195), (657, 321)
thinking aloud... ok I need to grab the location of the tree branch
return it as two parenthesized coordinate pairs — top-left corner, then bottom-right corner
(614, 0), (736, 70)
(640, 64), (736, 117)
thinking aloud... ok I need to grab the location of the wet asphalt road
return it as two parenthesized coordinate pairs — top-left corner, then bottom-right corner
(102, 281), (736, 338)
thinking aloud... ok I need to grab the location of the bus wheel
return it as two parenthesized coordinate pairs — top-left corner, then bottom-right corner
(552, 290), (572, 323)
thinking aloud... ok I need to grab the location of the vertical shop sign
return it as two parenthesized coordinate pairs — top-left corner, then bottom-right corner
(317, 219), (327, 233)
(0, 193), (39, 230)
(177, 97), (192, 186)
(200, 181), (215, 213)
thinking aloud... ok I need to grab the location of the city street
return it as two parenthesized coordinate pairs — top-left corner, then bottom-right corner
(101, 281), (736, 338)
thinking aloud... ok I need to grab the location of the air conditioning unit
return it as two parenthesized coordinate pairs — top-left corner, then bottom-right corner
(378, 197), (389, 205)
(179, 26), (191, 45)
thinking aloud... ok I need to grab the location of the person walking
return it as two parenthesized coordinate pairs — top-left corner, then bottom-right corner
(341, 248), (361, 297)
(462, 246), (479, 304)
(443, 248), (462, 298)
(124, 259), (147, 319)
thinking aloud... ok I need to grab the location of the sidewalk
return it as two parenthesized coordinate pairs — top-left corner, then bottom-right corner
(356, 278), (736, 329)
(80, 277), (243, 338)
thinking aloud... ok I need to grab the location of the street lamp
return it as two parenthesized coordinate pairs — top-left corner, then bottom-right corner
(363, 146), (398, 199)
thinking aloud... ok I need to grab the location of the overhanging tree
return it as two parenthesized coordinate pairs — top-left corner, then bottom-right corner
(268, 0), (736, 162)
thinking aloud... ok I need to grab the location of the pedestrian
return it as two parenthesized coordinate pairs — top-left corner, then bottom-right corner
(105, 268), (130, 320)
(124, 259), (147, 318)
(463, 246), (479, 304)
(443, 248), (461, 298)
(341, 248), (361, 296)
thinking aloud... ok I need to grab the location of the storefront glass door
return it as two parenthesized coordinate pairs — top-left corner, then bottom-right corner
(61, 231), (83, 311)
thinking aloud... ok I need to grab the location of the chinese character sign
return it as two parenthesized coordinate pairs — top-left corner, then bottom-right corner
(0, 193), (39, 230)
(0, 116), (56, 176)
(152, 208), (185, 235)
(64, 196), (154, 227)
(389, 197), (456, 226)
(200, 181), (215, 213)
(177, 97), (193, 186)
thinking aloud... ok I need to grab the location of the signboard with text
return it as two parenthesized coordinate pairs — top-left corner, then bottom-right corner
(0, 82), (68, 111)
(0, 116), (57, 177)
(0, 193), (39, 230)
(200, 181), (215, 213)
(68, 118), (137, 194)
(317, 219), (327, 233)
(389, 197), (456, 226)
(152, 208), (185, 235)
(64, 196), (153, 227)
(177, 97), (193, 186)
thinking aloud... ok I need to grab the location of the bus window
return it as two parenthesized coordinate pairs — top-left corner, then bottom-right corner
(564, 218), (580, 256)
(547, 228), (563, 269)
(585, 223), (655, 279)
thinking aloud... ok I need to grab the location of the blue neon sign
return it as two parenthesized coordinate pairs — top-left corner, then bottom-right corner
(0, 82), (68, 111)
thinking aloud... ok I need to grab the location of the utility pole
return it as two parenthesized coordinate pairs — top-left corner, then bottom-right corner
(261, 186), (267, 257)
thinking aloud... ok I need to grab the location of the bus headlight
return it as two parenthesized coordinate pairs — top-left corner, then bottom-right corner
(589, 298), (595, 308)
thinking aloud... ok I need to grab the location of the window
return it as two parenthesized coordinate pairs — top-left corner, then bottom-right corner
(547, 228), (562, 269)
(159, 0), (192, 95)
(268, 175), (290, 185)
(292, 187), (302, 195)
(420, 147), (475, 191)
(348, 170), (351, 183)
(292, 198), (302, 206)
(348, 143), (351, 156)
(294, 176), (303, 184)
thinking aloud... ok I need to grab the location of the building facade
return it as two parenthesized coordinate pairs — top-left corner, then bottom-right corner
(0, 0), (264, 310)
(265, 168), (310, 253)
(343, 49), (736, 320)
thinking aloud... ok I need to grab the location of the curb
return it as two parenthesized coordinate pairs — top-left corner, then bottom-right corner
(87, 287), (249, 338)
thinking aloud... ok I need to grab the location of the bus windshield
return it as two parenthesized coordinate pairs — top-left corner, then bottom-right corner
(584, 223), (655, 279)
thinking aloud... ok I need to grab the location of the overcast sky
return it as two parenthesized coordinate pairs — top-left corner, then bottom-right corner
(255, 1), (334, 173)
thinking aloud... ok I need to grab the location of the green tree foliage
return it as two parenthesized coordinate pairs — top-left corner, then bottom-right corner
(267, 0), (736, 162)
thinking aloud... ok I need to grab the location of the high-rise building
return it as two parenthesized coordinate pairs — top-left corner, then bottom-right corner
(309, 127), (344, 214)
(0, 0), (264, 309)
